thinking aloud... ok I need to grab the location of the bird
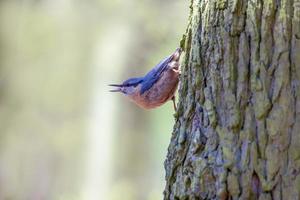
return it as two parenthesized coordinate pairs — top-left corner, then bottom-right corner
(109, 48), (182, 110)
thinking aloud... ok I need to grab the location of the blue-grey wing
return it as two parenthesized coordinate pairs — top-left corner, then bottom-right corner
(122, 77), (143, 87)
(110, 77), (143, 87)
(140, 55), (173, 94)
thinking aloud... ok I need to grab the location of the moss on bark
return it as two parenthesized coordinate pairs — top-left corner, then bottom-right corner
(164, 0), (300, 199)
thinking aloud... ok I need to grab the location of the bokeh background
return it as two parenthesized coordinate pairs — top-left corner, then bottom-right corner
(0, 0), (188, 199)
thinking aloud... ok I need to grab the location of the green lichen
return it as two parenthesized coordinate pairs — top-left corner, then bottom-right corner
(227, 173), (240, 197)
(265, 145), (280, 181)
(204, 99), (217, 127)
(254, 90), (271, 119)
(216, 0), (227, 10)
(178, 124), (187, 144)
(164, 0), (298, 199)
(179, 34), (186, 51)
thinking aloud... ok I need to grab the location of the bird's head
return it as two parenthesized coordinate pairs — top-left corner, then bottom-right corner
(109, 77), (143, 96)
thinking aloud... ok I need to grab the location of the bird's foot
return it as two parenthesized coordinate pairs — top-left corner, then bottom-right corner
(171, 96), (177, 111)
(172, 68), (181, 75)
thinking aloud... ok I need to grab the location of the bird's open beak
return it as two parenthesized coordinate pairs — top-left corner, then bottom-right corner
(109, 84), (122, 92)
(109, 84), (123, 87)
(109, 89), (121, 92)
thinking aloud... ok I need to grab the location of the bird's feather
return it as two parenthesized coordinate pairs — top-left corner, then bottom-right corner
(122, 77), (144, 87)
(140, 54), (173, 94)
(109, 77), (143, 88)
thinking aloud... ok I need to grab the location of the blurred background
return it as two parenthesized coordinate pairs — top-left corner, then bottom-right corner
(0, 0), (188, 199)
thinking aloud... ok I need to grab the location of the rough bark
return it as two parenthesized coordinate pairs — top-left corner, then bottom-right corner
(164, 0), (300, 199)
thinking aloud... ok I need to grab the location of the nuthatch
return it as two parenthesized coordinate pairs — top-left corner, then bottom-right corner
(109, 48), (182, 110)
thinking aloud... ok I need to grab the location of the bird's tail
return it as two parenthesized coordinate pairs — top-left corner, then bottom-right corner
(173, 48), (182, 61)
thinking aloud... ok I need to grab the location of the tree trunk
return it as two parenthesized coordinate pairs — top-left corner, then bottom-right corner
(164, 0), (300, 199)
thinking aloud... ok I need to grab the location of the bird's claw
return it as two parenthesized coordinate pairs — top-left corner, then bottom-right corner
(172, 68), (181, 75)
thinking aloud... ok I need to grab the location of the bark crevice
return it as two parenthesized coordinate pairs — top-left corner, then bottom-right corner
(164, 0), (300, 199)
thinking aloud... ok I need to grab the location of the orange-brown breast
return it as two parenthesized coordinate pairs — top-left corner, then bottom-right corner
(129, 67), (179, 109)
